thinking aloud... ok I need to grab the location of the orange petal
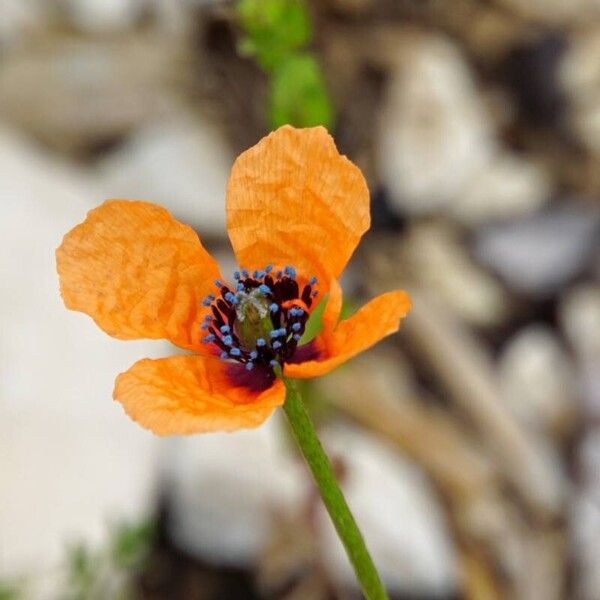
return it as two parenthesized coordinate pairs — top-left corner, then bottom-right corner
(56, 200), (221, 350)
(226, 126), (370, 290)
(285, 290), (412, 379)
(114, 354), (285, 435)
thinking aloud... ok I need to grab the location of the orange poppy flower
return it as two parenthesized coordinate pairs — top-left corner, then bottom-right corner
(56, 125), (411, 435)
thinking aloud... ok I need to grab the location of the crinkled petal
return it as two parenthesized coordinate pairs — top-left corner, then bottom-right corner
(114, 355), (285, 435)
(56, 200), (221, 350)
(226, 126), (370, 292)
(285, 290), (412, 379)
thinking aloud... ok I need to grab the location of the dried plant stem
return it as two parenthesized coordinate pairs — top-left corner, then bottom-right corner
(282, 378), (389, 600)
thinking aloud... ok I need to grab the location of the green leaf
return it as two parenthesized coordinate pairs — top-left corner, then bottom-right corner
(66, 543), (97, 599)
(301, 293), (327, 344)
(0, 581), (21, 600)
(340, 297), (359, 320)
(110, 520), (156, 572)
(301, 293), (359, 345)
(237, 0), (311, 71)
(268, 53), (335, 129)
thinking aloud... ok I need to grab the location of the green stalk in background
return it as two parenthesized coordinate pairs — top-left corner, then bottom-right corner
(236, 0), (335, 129)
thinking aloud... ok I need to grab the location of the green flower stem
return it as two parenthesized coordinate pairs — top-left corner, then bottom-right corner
(282, 378), (389, 600)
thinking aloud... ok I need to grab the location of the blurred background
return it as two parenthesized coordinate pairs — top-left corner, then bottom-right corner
(1, 0), (600, 598)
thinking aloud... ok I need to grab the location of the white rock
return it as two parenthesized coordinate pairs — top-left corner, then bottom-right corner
(378, 35), (493, 214)
(0, 129), (163, 580)
(474, 206), (600, 298)
(560, 285), (600, 362)
(0, 0), (47, 49)
(317, 425), (457, 597)
(566, 292), (600, 600)
(572, 432), (600, 600)
(377, 33), (549, 224)
(560, 285), (600, 418)
(560, 31), (600, 156)
(571, 494), (600, 600)
(164, 416), (304, 566)
(63, 0), (147, 34)
(403, 223), (511, 327)
(499, 0), (600, 26)
(581, 367), (600, 418)
(579, 431), (600, 500)
(453, 151), (550, 225)
(164, 418), (457, 596)
(96, 116), (234, 237)
(498, 325), (575, 435)
(0, 33), (182, 152)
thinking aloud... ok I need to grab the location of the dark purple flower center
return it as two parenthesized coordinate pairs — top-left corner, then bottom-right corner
(200, 265), (319, 384)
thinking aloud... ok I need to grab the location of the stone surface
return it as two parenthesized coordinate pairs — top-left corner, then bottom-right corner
(317, 425), (457, 597)
(571, 494), (600, 600)
(164, 419), (457, 597)
(0, 0), (47, 49)
(474, 206), (600, 298)
(560, 285), (600, 362)
(0, 129), (163, 579)
(0, 33), (183, 152)
(454, 151), (550, 225)
(377, 34), (493, 215)
(164, 417), (303, 566)
(573, 426), (600, 600)
(377, 33), (549, 224)
(402, 222), (511, 327)
(499, 0), (600, 24)
(63, 0), (147, 33)
(498, 325), (575, 436)
(561, 31), (600, 156)
(96, 115), (234, 237)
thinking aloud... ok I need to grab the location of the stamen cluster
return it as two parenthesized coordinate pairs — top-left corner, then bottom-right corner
(200, 265), (318, 372)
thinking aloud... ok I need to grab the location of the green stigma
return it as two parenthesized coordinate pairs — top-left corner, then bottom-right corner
(234, 288), (274, 348)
